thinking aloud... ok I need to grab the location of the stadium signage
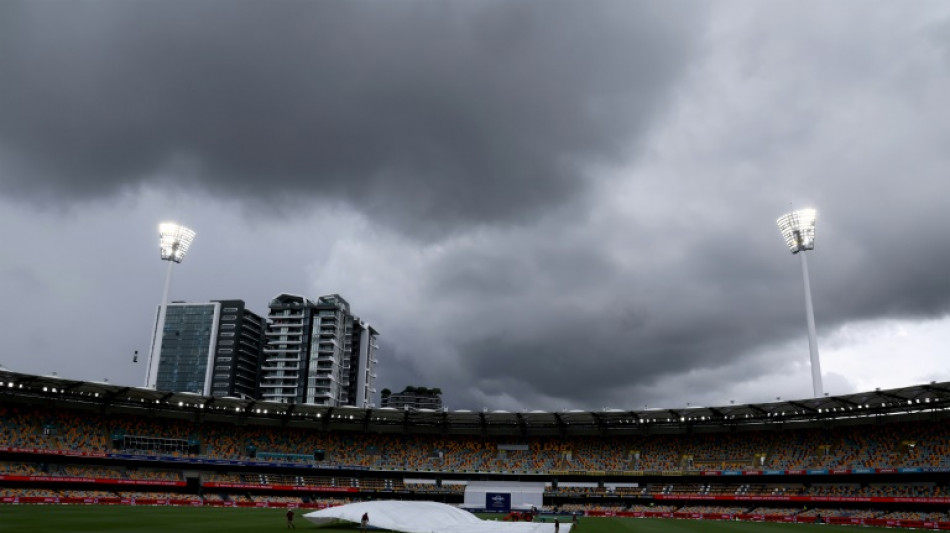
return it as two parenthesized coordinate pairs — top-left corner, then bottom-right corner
(0, 475), (184, 487)
(581, 510), (950, 529)
(0, 497), (330, 509)
(652, 494), (950, 504)
(202, 482), (357, 492)
(0, 446), (107, 458)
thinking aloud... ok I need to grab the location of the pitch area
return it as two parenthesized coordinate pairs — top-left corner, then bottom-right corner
(0, 506), (898, 533)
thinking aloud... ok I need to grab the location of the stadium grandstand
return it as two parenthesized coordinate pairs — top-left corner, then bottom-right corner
(2, 368), (950, 529)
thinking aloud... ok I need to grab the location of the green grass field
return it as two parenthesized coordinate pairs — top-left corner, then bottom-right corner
(0, 506), (900, 533)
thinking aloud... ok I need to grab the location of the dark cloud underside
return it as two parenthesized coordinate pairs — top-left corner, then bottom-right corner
(0, 1), (703, 235)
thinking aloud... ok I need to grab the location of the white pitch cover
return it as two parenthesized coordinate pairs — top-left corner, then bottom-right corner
(304, 500), (570, 533)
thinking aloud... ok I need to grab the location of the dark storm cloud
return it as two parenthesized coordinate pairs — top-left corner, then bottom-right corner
(412, 227), (806, 408)
(373, 8), (950, 408)
(0, 0), (703, 235)
(406, 188), (950, 410)
(3, 1), (948, 413)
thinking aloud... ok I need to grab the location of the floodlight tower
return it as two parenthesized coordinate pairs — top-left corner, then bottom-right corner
(144, 222), (196, 389)
(776, 208), (823, 398)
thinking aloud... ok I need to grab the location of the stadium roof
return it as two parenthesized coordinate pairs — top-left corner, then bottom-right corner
(2, 369), (949, 435)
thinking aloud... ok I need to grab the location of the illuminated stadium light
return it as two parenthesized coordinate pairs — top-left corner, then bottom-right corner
(776, 208), (823, 398)
(158, 223), (196, 263)
(777, 208), (816, 253)
(144, 222), (196, 389)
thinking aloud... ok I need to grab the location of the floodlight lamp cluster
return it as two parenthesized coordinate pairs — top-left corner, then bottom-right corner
(159, 222), (196, 263)
(776, 208), (817, 254)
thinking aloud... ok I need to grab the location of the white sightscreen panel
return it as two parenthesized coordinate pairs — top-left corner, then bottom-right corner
(463, 481), (545, 510)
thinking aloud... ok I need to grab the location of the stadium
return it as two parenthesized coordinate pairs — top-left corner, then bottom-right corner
(3, 367), (950, 531)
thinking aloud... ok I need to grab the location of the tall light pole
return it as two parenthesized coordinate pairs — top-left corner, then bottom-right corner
(776, 208), (822, 398)
(144, 222), (196, 389)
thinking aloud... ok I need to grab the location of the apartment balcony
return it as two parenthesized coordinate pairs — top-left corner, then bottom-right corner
(261, 362), (300, 369)
(264, 322), (304, 332)
(262, 363), (295, 372)
(262, 380), (299, 386)
(265, 330), (303, 337)
(261, 377), (300, 385)
(260, 381), (298, 389)
(261, 365), (301, 373)
(260, 367), (301, 375)
(264, 342), (302, 348)
(261, 392), (297, 400)
(266, 345), (302, 352)
(269, 311), (305, 319)
(267, 337), (303, 344)
(263, 347), (302, 355)
(260, 372), (298, 379)
(262, 353), (301, 361)
(235, 371), (258, 382)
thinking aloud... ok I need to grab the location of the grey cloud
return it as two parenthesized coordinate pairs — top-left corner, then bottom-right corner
(0, 1), (704, 237)
(3, 1), (950, 413)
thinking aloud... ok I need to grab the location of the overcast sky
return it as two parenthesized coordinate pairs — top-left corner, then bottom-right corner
(1, 1), (948, 411)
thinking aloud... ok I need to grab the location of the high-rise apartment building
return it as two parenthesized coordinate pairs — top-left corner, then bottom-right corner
(148, 300), (265, 397)
(209, 300), (266, 399)
(259, 293), (378, 407)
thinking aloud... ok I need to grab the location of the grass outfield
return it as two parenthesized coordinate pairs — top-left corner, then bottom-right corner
(0, 506), (899, 533)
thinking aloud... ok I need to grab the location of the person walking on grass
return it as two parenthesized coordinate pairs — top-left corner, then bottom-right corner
(361, 511), (369, 532)
(286, 508), (296, 529)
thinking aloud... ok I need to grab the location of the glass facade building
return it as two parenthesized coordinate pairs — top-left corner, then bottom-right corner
(151, 300), (265, 397)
